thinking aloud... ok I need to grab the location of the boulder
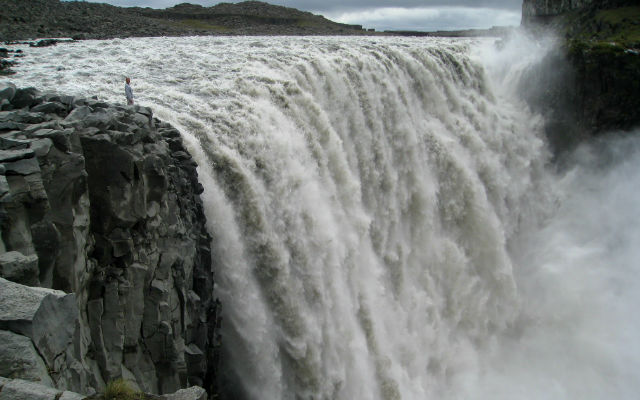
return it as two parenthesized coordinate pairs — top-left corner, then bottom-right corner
(3, 157), (41, 175)
(0, 137), (30, 150)
(11, 87), (40, 109)
(0, 378), (84, 400)
(0, 278), (77, 368)
(0, 378), (60, 400)
(0, 251), (39, 286)
(58, 392), (86, 400)
(1, 110), (48, 124)
(0, 121), (25, 131)
(0, 148), (35, 163)
(63, 106), (91, 125)
(0, 330), (53, 386)
(0, 99), (11, 111)
(30, 39), (57, 47)
(31, 101), (67, 115)
(161, 386), (207, 400)
(0, 83), (16, 102)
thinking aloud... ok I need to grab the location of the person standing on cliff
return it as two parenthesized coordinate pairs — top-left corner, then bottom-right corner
(125, 77), (134, 105)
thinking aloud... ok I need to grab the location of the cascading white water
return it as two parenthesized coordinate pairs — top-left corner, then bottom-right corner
(7, 35), (640, 399)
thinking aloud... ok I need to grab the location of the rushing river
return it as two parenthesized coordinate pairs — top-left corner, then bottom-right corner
(7, 35), (640, 399)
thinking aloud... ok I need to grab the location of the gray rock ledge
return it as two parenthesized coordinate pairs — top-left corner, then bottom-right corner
(0, 82), (219, 397)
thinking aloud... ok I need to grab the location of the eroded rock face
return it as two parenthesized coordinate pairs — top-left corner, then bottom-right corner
(521, 0), (635, 23)
(522, 0), (595, 21)
(0, 376), (207, 400)
(0, 83), (219, 397)
(0, 330), (54, 386)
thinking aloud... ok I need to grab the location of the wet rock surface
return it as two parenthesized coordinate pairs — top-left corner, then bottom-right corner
(0, 82), (219, 398)
(520, 1), (640, 154)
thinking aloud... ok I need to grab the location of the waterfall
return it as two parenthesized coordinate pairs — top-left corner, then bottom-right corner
(8, 35), (640, 399)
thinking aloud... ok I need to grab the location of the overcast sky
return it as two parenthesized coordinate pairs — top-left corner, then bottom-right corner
(67, 0), (523, 31)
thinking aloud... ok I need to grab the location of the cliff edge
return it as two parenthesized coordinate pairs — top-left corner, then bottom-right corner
(520, 0), (640, 153)
(0, 83), (219, 397)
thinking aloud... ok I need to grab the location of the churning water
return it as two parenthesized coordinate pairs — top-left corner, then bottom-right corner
(7, 35), (640, 399)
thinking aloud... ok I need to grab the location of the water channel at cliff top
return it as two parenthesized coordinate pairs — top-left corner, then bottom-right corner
(6, 35), (640, 399)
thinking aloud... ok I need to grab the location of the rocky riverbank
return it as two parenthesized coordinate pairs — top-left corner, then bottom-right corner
(0, 83), (219, 398)
(0, 0), (367, 40)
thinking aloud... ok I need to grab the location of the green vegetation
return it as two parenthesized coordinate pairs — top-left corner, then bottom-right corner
(172, 19), (231, 32)
(295, 19), (322, 28)
(564, 6), (640, 48)
(102, 379), (145, 400)
(594, 6), (640, 46)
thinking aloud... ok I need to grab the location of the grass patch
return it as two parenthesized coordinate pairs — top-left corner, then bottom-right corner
(295, 19), (322, 28)
(597, 7), (640, 46)
(102, 379), (145, 400)
(584, 6), (640, 47)
(596, 6), (640, 26)
(173, 19), (231, 32)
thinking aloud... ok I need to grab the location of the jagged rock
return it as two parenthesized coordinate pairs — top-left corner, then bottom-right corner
(1, 110), (48, 124)
(0, 278), (77, 369)
(161, 386), (207, 400)
(23, 120), (63, 134)
(0, 378), (85, 400)
(30, 39), (59, 48)
(0, 251), (39, 286)
(31, 291), (78, 370)
(0, 85), (218, 396)
(0, 277), (63, 335)
(3, 157), (40, 175)
(31, 101), (67, 115)
(0, 378), (60, 400)
(0, 148), (35, 162)
(0, 377), (204, 400)
(29, 138), (54, 157)
(11, 87), (41, 109)
(31, 128), (76, 152)
(0, 137), (30, 150)
(0, 99), (11, 111)
(0, 330), (53, 385)
(0, 175), (9, 199)
(0, 121), (25, 131)
(59, 392), (85, 400)
(0, 83), (16, 102)
(522, 0), (594, 20)
(63, 106), (91, 125)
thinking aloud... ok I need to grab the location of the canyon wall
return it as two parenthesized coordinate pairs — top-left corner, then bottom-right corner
(0, 83), (219, 398)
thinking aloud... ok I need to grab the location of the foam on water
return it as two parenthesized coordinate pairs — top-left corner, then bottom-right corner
(6, 35), (639, 399)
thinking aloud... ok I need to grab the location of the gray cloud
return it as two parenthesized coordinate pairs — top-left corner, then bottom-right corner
(66, 0), (523, 30)
(279, 0), (522, 13)
(325, 7), (521, 31)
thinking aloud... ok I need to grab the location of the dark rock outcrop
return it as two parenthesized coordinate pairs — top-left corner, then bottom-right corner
(520, 1), (640, 154)
(0, 83), (219, 397)
(522, 0), (595, 23)
(521, 0), (636, 24)
(0, 376), (207, 399)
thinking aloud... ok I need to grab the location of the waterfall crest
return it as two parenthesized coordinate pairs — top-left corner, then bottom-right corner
(10, 35), (639, 400)
(176, 38), (549, 399)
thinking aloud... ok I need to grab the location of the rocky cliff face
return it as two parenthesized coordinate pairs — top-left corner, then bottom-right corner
(0, 83), (219, 397)
(520, 1), (640, 154)
(522, 0), (593, 22)
(522, 0), (636, 23)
